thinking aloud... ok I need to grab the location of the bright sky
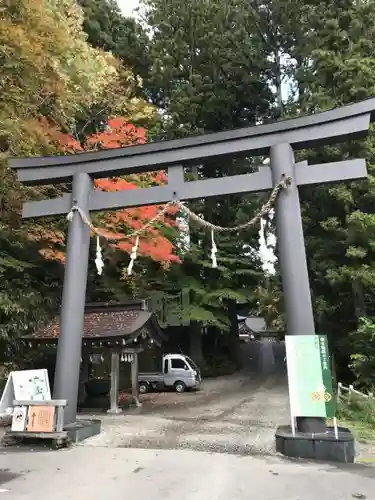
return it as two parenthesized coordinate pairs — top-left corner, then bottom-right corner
(117, 0), (139, 17)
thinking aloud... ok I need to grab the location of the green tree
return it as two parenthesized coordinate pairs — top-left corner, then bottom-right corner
(283, 0), (375, 385)
(0, 0), (149, 364)
(348, 317), (375, 391)
(77, 0), (151, 79)
(141, 0), (276, 367)
(144, 0), (272, 134)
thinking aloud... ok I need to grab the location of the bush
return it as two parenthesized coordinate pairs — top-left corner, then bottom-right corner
(337, 394), (375, 441)
(0, 378), (6, 399)
(349, 317), (375, 390)
(338, 395), (375, 425)
(202, 355), (237, 378)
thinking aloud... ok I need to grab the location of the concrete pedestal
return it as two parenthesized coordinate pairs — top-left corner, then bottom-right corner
(275, 425), (355, 463)
(64, 419), (101, 443)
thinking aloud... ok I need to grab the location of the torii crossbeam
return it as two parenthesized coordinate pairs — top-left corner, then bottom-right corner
(10, 98), (375, 433)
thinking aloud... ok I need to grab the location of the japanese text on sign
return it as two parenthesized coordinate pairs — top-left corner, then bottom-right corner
(319, 337), (329, 371)
(27, 406), (55, 433)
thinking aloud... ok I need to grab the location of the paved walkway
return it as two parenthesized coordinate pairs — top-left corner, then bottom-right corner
(0, 367), (375, 498)
(1, 446), (374, 499)
(1, 342), (374, 497)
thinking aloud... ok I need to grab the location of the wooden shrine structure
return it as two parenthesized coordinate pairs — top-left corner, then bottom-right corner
(24, 300), (166, 413)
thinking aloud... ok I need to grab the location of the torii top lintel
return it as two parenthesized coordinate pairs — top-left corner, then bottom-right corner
(10, 98), (375, 186)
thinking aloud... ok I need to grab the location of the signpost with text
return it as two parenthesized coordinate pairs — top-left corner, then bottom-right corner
(285, 335), (335, 435)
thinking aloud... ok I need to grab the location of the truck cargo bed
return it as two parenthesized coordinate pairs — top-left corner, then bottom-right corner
(138, 373), (164, 381)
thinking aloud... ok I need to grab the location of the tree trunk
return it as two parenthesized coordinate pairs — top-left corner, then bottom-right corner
(352, 278), (366, 321)
(227, 299), (242, 369)
(78, 349), (90, 405)
(275, 50), (283, 112)
(331, 351), (337, 390)
(189, 321), (205, 368)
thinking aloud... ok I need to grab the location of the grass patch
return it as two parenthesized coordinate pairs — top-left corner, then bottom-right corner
(331, 394), (375, 443)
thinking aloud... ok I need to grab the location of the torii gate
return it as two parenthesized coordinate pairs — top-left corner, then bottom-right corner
(10, 98), (375, 439)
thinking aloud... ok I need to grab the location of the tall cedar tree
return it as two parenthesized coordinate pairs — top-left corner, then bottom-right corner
(252, 0), (375, 387)
(77, 0), (151, 82)
(293, 0), (375, 387)
(142, 0), (276, 366)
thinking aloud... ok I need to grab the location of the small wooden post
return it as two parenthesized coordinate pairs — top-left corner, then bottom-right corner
(107, 351), (122, 414)
(349, 385), (353, 402)
(56, 405), (65, 432)
(131, 353), (141, 407)
(78, 349), (90, 405)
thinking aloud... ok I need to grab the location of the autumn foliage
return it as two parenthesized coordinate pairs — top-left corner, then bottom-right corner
(50, 117), (180, 265)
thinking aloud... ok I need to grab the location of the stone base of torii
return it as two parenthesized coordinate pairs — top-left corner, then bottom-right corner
(11, 98), (375, 462)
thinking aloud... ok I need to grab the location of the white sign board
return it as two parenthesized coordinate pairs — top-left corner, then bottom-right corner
(11, 406), (28, 431)
(285, 335), (335, 418)
(0, 369), (51, 415)
(12, 369), (51, 401)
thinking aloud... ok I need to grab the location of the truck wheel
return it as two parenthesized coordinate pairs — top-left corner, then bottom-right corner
(174, 381), (186, 393)
(139, 382), (149, 394)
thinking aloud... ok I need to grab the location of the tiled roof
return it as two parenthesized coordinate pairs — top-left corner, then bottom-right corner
(24, 302), (166, 344)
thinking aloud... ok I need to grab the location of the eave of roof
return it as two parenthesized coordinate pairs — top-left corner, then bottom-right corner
(23, 302), (166, 347)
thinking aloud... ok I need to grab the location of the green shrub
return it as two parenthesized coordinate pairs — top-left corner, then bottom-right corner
(337, 393), (375, 441)
(349, 317), (375, 390)
(0, 378), (6, 398)
(202, 355), (237, 378)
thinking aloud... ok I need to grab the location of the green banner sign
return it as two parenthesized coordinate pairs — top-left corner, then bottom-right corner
(285, 334), (335, 418)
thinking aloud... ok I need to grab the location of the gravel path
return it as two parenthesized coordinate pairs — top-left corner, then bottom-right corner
(80, 372), (290, 456)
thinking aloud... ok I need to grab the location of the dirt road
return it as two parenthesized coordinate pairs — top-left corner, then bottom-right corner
(80, 371), (290, 455)
(1, 359), (375, 499)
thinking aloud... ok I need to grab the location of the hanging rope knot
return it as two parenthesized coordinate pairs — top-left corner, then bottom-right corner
(66, 204), (78, 222)
(281, 174), (292, 187)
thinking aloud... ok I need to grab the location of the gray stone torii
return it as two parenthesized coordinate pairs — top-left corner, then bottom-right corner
(10, 98), (375, 431)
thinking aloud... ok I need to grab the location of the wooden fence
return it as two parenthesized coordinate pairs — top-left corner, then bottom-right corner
(337, 382), (374, 400)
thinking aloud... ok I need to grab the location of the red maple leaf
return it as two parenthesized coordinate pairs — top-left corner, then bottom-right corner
(39, 117), (180, 265)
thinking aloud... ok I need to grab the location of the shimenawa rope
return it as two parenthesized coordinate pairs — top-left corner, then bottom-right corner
(66, 175), (290, 275)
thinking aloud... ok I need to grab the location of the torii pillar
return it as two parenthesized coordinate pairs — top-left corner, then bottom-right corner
(271, 144), (322, 433)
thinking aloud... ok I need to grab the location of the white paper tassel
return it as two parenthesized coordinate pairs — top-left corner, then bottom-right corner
(66, 208), (75, 222)
(127, 236), (139, 275)
(211, 230), (217, 268)
(95, 235), (104, 275)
